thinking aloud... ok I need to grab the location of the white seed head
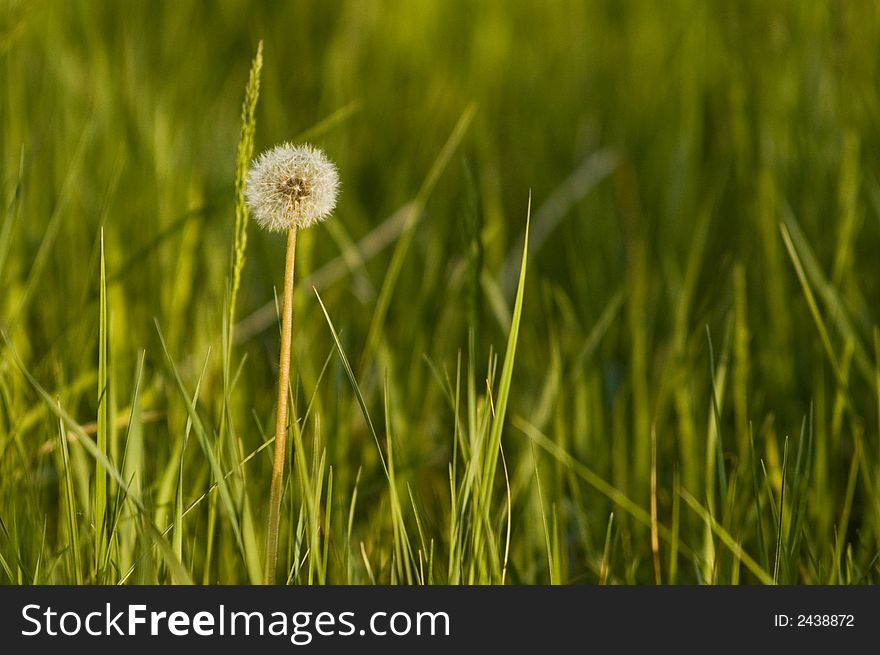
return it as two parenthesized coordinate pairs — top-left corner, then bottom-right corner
(245, 143), (339, 232)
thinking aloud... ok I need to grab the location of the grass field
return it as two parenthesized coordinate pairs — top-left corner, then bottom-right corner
(1, 0), (879, 585)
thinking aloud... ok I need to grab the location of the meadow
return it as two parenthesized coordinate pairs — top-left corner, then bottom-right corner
(1, 0), (879, 585)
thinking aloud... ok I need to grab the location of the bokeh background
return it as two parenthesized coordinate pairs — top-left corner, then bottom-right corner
(2, 1), (879, 584)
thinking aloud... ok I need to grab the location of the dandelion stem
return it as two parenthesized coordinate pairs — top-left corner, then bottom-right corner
(265, 225), (297, 584)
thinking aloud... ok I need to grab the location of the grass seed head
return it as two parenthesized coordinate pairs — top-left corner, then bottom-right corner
(245, 143), (339, 231)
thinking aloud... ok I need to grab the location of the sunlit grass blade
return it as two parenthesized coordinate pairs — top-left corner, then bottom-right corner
(748, 424), (769, 571)
(679, 488), (773, 585)
(772, 435), (788, 584)
(57, 411), (82, 585)
(828, 433), (862, 584)
(111, 350), (147, 579)
(473, 196), (530, 575)
(315, 290), (388, 476)
(599, 512), (615, 585)
(529, 440), (555, 584)
(95, 228), (110, 580)
(174, 350), (211, 562)
(779, 221), (854, 389)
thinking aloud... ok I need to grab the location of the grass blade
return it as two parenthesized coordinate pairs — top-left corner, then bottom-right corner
(95, 229), (110, 579)
(474, 196), (530, 571)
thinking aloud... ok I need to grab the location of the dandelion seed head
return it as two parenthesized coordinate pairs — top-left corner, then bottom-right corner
(245, 143), (339, 232)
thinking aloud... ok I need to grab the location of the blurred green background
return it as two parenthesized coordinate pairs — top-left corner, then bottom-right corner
(2, 0), (879, 584)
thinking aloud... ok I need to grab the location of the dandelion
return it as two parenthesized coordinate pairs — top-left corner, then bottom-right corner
(246, 143), (339, 584)
(245, 143), (339, 232)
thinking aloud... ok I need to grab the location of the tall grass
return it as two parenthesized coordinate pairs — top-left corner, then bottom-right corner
(1, 1), (879, 584)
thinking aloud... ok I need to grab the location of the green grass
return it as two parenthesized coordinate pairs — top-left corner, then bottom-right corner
(1, 0), (880, 585)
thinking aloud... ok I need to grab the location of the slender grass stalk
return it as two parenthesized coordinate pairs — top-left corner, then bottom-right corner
(264, 225), (297, 584)
(57, 410), (82, 585)
(96, 229), (109, 581)
(230, 41), (263, 331)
